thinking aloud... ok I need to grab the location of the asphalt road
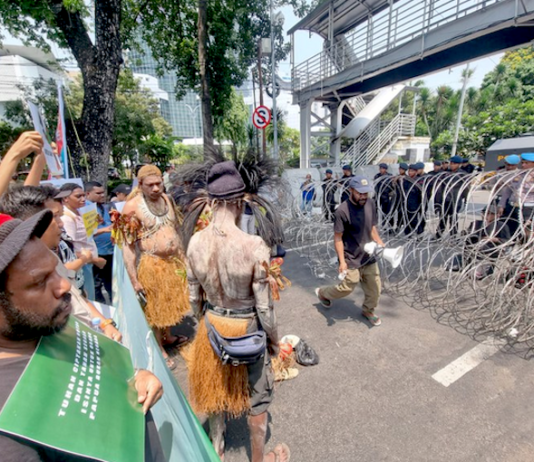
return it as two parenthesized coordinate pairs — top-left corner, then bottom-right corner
(172, 249), (534, 462)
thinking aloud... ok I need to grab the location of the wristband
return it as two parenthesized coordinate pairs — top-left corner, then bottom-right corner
(101, 318), (117, 329)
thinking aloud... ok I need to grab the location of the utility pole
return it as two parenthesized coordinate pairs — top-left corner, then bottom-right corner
(257, 40), (266, 158)
(270, 0), (278, 161)
(451, 63), (470, 157)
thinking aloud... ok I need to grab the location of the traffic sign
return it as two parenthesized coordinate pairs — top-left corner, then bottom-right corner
(252, 106), (271, 130)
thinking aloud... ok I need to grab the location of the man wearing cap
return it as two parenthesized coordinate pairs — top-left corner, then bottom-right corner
(435, 155), (470, 238)
(111, 183), (132, 203)
(315, 176), (385, 326)
(0, 185), (122, 342)
(441, 160), (450, 172)
(121, 165), (189, 370)
(497, 153), (534, 230)
(461, 158), (475, 174)
(391, 163), (409, 232)
(415, 162), (426, 177)
(339, 164), (355, 203)
(398, 164), (426, 235)
(185, 161), (289, 462)
(86, 181), (114, 304)
(321, 168), (337, 221)
(374, 163), (394, 229)
(0, 211), (164, 460)
(495, 155), (521, 237)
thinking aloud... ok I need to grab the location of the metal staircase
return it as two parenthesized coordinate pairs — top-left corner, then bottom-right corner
(339, 113), (415, 169)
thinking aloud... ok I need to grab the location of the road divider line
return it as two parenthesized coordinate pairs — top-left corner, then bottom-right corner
(432, 338), (505, 387)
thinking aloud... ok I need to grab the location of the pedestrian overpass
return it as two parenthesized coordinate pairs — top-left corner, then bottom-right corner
(289, 0), (534, 168)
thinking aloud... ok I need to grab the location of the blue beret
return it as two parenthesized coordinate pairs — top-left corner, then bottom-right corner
(450, 155), (463, 164)
(408, 164), (418, 170)
(415, 162), (425, 169)
(399, 162), (409, 170)
(379, 163), (388, 169)
(521, 153), (534, 162)
(433, 160), (442, 166)
(325, 169), (333, 174)
(342, 165), (352, 171)
(505, 154), (520, 165)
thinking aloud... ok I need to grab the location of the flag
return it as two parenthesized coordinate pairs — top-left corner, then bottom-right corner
(56, 83), (70, 179)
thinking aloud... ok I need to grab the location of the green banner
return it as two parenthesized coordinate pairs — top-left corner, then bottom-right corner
(0, 318), (144, 462)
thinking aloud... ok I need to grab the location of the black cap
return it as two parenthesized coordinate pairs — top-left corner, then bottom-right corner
(342, 165), (352, 171)
(0, 210), (53, 275)
(207, 161), (246, 200)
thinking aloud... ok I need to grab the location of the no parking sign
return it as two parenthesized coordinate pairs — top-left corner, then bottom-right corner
(252, 106), (271, 130)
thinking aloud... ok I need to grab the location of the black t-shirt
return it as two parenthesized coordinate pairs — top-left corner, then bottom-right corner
(0, 352), (165, 462)
(334, 198), (378, 269)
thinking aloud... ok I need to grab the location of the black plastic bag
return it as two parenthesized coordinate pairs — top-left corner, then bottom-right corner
(295, 339), (319, 366)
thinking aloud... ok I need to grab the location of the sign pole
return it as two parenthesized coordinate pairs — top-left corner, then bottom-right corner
(257, 40), (266, 158)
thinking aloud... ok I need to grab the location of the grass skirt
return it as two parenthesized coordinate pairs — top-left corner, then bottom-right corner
(137, 254), (189, 328)
(184, 313), (250, 416)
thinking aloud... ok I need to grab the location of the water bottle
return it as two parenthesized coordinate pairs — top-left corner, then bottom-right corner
(91, 317), (102, 333)
(338, 270), (347, 281)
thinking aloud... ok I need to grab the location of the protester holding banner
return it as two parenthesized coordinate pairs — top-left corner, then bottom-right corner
(184, 160), (290, 462)
(0, 131), (44, 197)
(86, 181), (114, 304)
(0, 210), (165, 461)
(120, 165), (189, 370)
(60, 183), (106, 300)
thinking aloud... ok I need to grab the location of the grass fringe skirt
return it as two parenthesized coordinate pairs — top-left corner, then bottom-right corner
(137, 253), (189, 328)
(184, 313), (250, 416)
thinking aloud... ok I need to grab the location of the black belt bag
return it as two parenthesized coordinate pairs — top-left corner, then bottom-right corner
(205, 315), (267, 366)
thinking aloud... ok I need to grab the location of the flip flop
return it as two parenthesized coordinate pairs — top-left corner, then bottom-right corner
(269, 443), (291, 462)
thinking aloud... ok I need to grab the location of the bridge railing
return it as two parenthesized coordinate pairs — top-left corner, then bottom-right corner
(292, 0), (502, 93)
(340, 113), (416, 168)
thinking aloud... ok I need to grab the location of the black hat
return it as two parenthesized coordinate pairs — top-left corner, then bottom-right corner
(342, 165), (352, 171)
(112, 184), (132, 196)
(207, 161), (246, 200)
(0, 210), (53, 275)
(379, 163), (388, 169)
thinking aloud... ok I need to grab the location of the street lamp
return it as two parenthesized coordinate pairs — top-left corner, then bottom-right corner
(185, 95), (201, 155)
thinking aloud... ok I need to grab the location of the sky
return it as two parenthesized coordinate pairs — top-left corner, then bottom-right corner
(278, 5), (503, 91)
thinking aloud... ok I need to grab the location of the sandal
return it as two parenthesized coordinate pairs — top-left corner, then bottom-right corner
(269, 443), (291, 462)
(362, 311), (382, 326)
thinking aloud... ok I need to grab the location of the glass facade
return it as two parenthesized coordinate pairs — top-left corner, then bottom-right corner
(128, 43), (203, 140)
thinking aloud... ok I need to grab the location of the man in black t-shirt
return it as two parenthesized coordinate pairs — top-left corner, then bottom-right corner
(315, 176), (386, 326)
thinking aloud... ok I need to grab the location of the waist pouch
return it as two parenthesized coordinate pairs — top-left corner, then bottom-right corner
(205, 315), (267, 366)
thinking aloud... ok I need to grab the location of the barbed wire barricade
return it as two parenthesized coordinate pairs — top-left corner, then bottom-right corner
(280, 169), (534, 356)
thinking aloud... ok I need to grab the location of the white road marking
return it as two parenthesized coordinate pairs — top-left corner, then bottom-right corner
(432, 338), (506, 387)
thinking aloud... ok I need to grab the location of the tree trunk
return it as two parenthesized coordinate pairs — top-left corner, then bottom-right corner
(198, 0), (215, 158)
(50, 0), (121, 187)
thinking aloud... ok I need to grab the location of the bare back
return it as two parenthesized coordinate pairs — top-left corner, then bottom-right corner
(187, 221), (270, 310)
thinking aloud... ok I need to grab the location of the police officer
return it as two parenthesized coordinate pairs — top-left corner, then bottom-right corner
(399, 164), (425, 235)
(435, 155), (470, 238)
(374, 163), (394, 228)
(322, 168), (338, 221)
(339, 165), (355, 203)
(496, 154), (521, 237)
